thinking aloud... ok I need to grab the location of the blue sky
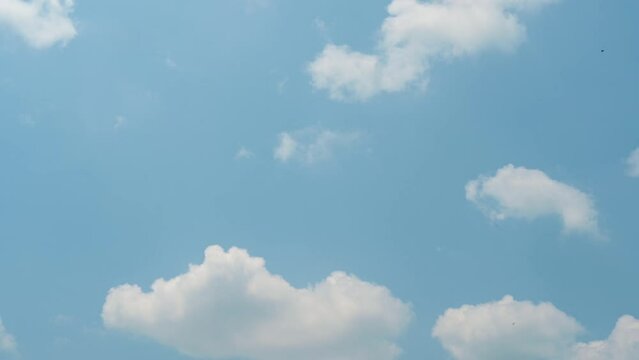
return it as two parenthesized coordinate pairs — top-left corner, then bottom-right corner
(0, 0), (638, 359)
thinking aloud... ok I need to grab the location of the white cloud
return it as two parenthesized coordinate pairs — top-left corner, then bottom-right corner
(102, 245), (412, 360)
(433, 296), (639, 360)
(235, 146), (254, 160)
(274, 132), (298, 162)
(625, 148), (639, 178)
(0, 0), (77, 49)
(466, 164), (600, 236)
(433, 295), (584, 360)
(308, 0), (556, 101)
(574, 315), (639, 360)
(274, 128), (360, 165)
(0, 318), (17, 354)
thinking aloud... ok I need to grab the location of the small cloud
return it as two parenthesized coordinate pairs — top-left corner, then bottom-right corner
(314, 17), (327, 32)
(165, 57), (178, 69)
(314, 17), (328, 38)
(466, 165), (601, 237)
(52, 314), (74, 326)
(626, 148), (639, 178)
(53, 337), (72, 348)
(114, 115), (126, 130)
(277, 77), (288, 94)
(274, 127), (361, 165)
(0, 0), (77, 49)
(19, 114), (36, 127)
(0, 318), (17, 354)
(274, 133), (298, 162)
(245, 0), (269, 12)
(235, 147), (254, 160)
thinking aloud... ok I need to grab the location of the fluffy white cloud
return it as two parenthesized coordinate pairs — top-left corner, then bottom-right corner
(626, 148), (639, 178)
(433, 295), (583, 360)
(574, 315), (639, 360)
(308, 0), (556, 101)
(274, 128), (360, 165)
(0, 0), (76, 49)
(102, 246), (412, 360)
(0, 318), (17, 354)
(466, 164), (600, 236)
(433, 296), (639, 360)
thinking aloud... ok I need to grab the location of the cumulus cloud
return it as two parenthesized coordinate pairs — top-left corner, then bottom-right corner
(574, 315), (639, 360)
(466, 164), (600, 236)
(308, 0), (556, 101)
(626, 148), (639, 178)
(433, 296), (639, 360)
(274, 128), (360, 165)
(0, 318), (17, 354)
(102, 246), (412, 360)
(0, 0), (77, 49)
(433, 295), (583, 360)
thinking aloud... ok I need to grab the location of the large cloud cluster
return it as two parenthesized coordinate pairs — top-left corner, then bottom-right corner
(309, 0), (556, 101)
(103, 246), (412, 360)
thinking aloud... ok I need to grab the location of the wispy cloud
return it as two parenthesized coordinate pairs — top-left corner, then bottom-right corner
(276, 77), (288, 94)
(274, 127), (361, 165)
(626, 148), (639, 178)
(235, 146), (254, 160)
(164, 57), (178, 69)
(0, 0), (77, 49)
(114, 115), (126, 130)
(245, 0), (269, 12)
(313, 17), (329, 40)
(0, 318), (17, 354)
(308, 0), (556, 101)
(19, 114), (36, 127)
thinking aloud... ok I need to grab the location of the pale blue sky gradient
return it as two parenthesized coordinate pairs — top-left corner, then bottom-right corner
(0, 0), (638, 359)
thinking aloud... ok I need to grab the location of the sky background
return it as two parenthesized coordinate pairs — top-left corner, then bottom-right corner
(0, 0), (638, 359)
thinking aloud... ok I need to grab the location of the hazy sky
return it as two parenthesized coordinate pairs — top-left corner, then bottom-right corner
(0, 0), (638, 359)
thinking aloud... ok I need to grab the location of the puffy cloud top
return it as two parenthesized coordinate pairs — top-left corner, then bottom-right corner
(466, 164), (600, 237)
(574, 315), (639, 360)
(433, 295), (583, 360)
(434, 296), (639, 360)
(0, 0), (76, 48)
(0, 318), (17, 354)
(103, 245), (412, 360)
(308, 0), (557, 101)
